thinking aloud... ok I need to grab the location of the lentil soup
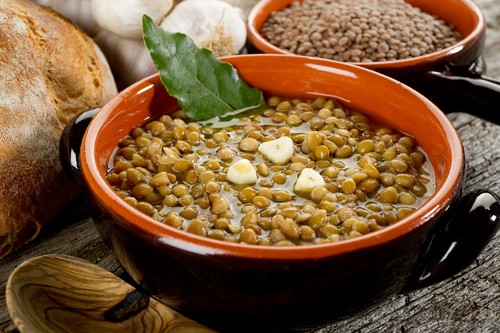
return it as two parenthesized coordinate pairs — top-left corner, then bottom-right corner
(106, 95), (435, 246)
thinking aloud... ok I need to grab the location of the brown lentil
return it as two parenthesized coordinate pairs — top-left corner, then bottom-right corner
(107, 95), (434, 246)
(260, 0), (462, 63)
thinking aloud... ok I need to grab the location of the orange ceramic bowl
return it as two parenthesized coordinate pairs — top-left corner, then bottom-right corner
(62, 54), (500, 332)
(247, 0), (485, 72)
(247, 0), (500, 125)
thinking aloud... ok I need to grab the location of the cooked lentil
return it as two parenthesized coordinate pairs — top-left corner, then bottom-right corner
(106, 96), (435, 246)
(259, 0), (462, 62)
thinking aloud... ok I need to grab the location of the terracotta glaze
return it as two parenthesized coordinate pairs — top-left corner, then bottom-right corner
(61, 55), (500, 332)
(247, 0), (500, 125)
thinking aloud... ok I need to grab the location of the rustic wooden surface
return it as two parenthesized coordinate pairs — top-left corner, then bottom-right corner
(1, 1), (499, 332)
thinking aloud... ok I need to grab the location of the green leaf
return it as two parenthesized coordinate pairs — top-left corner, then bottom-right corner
(142, 15), (265, 122)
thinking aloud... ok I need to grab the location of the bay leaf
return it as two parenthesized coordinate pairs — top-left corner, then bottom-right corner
(142, 15), (264, 122)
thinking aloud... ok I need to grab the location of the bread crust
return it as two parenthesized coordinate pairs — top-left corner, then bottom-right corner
(0, 0), (117, 257)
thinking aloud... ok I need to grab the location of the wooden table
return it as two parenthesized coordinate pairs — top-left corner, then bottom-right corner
(1, 1), (499, 332)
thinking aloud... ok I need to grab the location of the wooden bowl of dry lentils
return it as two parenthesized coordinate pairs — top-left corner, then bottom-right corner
(73, 54), (498, 331)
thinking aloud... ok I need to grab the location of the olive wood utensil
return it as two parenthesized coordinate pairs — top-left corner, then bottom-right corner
(6, 254), (216, 333)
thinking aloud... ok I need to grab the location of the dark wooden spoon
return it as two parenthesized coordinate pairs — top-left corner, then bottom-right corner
(6, 254), (217, 333)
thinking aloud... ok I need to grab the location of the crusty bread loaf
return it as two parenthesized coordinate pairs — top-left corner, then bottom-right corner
(0, 0), (117, 257)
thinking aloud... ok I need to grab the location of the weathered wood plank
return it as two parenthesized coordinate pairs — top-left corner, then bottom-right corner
(481, 0), (500, 77)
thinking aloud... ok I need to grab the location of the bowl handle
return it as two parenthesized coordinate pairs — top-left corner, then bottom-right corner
(59, 107), (101, 187)
(410, 66), (500, 125)
(403, 189), (500, 292)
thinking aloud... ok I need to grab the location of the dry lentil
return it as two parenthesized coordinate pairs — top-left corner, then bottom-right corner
(260, 0), (462, 63)
(107, 95), (435, 246)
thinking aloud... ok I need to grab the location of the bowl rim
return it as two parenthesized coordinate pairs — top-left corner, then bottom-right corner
(247, 0), (486, 70)
(81, 54), (464, 260)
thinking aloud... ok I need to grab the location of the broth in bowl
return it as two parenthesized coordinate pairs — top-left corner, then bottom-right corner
(106, 95), (435, 246)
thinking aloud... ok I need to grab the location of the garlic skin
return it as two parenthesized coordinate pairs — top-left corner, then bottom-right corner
(93, 30), (156, 88)
(91, 0), (174, 39)
(33, 0), (100, 36)
(160, 0), (246, 56)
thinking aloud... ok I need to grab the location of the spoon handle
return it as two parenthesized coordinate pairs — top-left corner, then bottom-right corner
(6, 254), (216, 333)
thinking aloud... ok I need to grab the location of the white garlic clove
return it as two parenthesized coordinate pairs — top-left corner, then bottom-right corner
(294, 168), (325, 194)
(91, 0), (174, 39)
(258, 136), (295, 165)
(160, 0), (246, 56)
(93, 30), (157, 88)
(226, 159), (257, 185)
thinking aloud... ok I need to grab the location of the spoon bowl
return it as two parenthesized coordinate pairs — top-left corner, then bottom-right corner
(6, 254), (215, 333)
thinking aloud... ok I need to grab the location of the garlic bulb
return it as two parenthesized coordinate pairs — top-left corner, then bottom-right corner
(218, 0), (261, 19)
(160, 0), (246, 56)
(91, 0), (174, 39)
(93, 30), (156, 88)
(33, 0), (100, 36)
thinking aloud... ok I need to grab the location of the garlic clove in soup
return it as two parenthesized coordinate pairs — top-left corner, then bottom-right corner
(294, 168), (326, 194)
(160, 0), (246, 56)
(91, 0), (174, 39)
(258, 136), (295, 165)
(226, 159), (258, 185)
